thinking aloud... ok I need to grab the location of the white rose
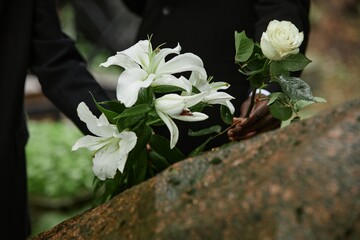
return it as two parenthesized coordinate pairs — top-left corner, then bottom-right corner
(260, 20), (304, 61)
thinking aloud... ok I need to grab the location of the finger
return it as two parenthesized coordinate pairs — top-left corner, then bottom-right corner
(240, 118), (281, 140)
(238, 113), (271, 134)
(231, 117), (245, 125)
(256, 118), (282, 133)
(227, 129), (237, 141)
(230, 131), (257, 141)
(230, 115), (281, 141)
(242, 106), (270, 127)
(227, 124), (244, 141)
(237, 131), (257, 140)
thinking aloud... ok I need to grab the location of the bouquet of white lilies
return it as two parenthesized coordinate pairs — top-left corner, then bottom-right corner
(72, 20), (326, 204)
(72, 39), (235, 203)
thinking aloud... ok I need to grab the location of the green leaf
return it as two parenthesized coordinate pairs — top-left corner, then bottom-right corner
(189, 102), (208, 113)
(133, 123), (153, 148)
(290, 116), (301, 123)
(126, 124), (152, 166)
(148, 150), (170, 173)
(292, 97), (327, 112)
(220, 105), (233, 125)
(278, 53), (312, 72)
(114, 104), (153, 120)
(149, 134), (186, 163)
(238, 67), (265, 76)
(92, 172), (124, 206)
(234, 31), (254, 63)
(146, 110), (165, 127)
(269, 100), (293, 121)
(91, 93), (125, 124)
(124, 123), (152, 184)
(136, 88), (154, 105)
(246, 44), (267, 70)
(100, 100), (126, 113)
(188, 125), (222, 137)
(133, 148), (148, 184)
(314, 97), (327, 103)
(116, 114), (145, 132)
(249, 73), (266, 89)
(153, 85), (186, 93)
(274, 75), (316, 101)
(268, 92), (284, 105)
(270, 61), (290, 81)
(292, 99), (316, 112)
(188, 137), (213, 157)
(126, 166), (135, 190)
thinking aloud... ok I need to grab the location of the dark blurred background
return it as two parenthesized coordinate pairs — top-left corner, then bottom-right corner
(26, 0), (360, 236)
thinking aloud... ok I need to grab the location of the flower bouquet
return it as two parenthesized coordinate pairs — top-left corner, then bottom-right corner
(72, 38), (235, 204)
(233, 20), (326, 124)
(72, 20), (325, 205)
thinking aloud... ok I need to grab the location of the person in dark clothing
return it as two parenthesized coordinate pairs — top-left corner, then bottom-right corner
(0, 0), (109, 239)
(121, 0), (311, 155)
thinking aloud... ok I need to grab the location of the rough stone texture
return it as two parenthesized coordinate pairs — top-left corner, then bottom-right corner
(32, 99), (360, 240)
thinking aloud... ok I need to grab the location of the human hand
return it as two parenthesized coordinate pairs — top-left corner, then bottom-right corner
(227, 94), (281, 141)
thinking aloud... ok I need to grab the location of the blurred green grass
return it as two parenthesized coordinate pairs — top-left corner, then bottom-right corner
(26, 120), (94, 236)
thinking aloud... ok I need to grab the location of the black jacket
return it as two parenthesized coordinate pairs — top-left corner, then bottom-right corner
(123, 0), (311, 154)
(0, 0), (108, 239)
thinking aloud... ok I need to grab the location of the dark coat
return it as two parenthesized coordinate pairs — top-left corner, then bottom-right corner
(123, 0), (311, 154)
(0, 0), (108, 239)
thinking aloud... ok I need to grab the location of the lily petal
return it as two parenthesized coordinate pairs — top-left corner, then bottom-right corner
(152, 75), (192, 94)
(121, 40), (150, 68)
(72, 135), (108, 152)
(156, 110), (179, 149)
(155, 94), (186, 115)
(76, 102), (115, 137)
(157, 53), (207, 79)
(99, 53), (139, 70)
(208, 81), (230, 91)
(116, 68), (154, 107)
(152, 43), (182, 71)
(204, 92), (235, 114)
(182, 91), (209, 108)
(116, 131), (138, 172)
(92, 149), (119, 180)
(172, 112), (209, 122)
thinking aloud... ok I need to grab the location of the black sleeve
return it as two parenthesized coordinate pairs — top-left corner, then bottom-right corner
(29, 0), (109, 135)
(254, 0), (311, 92)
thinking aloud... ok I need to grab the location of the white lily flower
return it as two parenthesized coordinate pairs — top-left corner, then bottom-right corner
(100, 40), (206, 107)
(71, 102), (137, 180)
(188, 71), (235, 114)
(154, 93), (209, 149)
